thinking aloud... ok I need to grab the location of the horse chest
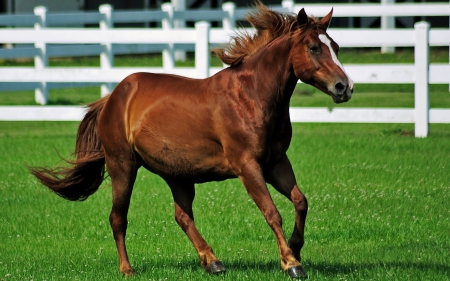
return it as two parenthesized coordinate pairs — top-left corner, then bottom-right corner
(220, 111), (292, 167)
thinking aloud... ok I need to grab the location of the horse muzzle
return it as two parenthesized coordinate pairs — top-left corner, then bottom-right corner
(329, 81), (353, 103)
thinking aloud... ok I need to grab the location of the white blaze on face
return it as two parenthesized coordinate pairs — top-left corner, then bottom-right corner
(318, 34), (354, 90)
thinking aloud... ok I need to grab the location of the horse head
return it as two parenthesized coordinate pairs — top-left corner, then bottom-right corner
(290, 8), (354, 103)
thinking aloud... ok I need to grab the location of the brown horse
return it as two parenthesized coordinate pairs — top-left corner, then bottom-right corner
(31, 3), (353, 279)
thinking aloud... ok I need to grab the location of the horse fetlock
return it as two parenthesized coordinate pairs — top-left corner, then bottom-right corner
(280, 253), (302, 271)
(120, 267), (135, 277)
(198, 251), (226, 274)
(198, 249), (217, 268)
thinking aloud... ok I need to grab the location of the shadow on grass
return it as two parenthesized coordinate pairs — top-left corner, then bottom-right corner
(48, 98), (84, 105)
(135, 258), (281, 275)
(135, 258), (450, 278)
(307, 260), (450, 277)
(381, 127), (415, 137)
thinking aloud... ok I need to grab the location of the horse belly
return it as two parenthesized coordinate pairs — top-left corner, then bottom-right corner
(134, 133), (234, 182)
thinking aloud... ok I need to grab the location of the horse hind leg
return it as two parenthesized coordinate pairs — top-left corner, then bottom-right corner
(166, 179), (226, 274)
(105, 153), (139, 276)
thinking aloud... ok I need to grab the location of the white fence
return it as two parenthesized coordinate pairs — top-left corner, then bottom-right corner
(1, 1), (450, 137)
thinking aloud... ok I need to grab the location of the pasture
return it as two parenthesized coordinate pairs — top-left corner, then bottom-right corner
(1, 122), (449, 280)
(0, 48), (449, 280)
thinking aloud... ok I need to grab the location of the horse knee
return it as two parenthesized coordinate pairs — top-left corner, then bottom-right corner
(298, 196), (308, 213)
(174, 206), (194, 232)
(265, 208), (283, 229)
(109, 210), (128, 235)
(292, 189), (308, 213)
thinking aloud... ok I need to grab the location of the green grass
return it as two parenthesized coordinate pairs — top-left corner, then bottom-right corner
(1, 48), (449, 107)
(0, 122), (449, 280)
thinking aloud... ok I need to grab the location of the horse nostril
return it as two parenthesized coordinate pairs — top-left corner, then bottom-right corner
(335, 82), (346, 96)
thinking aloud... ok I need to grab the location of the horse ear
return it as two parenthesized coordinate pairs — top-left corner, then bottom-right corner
(297, 8), (308, 27)
(319, 8), (333, 30)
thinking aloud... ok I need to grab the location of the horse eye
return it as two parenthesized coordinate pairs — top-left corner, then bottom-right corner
(309, 45), (320, 54)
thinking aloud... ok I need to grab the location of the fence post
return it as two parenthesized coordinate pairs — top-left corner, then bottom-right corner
(281, 0), (294, 13)
(143, 0), (150, 27)
(173, 0), (186, 62)
(221, 2), (235, 68)
(222, 2), (235, 30)
(414, 22), (430, 138)
(195, 21), (210, 79)
(162, 3), (175, 72)
(99, 4), (114, 97)
(34, 6), (48, 105)
(381, 0), (395, 53)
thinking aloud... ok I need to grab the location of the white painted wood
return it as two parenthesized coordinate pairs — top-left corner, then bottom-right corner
(0, 106), (86, 121)
(162, 3), (175, 72)
(1, 4), (450, 137)
(295, 3), (450, 17)
(0, 64), (425, 84)
(0, 67), (192, 82)
(2, 106), (448, 123)
(281, 0), (295, 13)
(430, 109), (450, 123)
(290, 108), (415, 123)
(172, 0), (186, 61)
(33, 6), (48, 105)
(222, 2), (235, 30)
(99, 4), (114, 97)
(0, 28), (432, 46)
(381, 0), (395, 53)
(429, 30), (450, 46)
(0, 28), (197, 44)
(1, 3), (449, 27)
(195, 22), (210, 79)
(414, 22), (430, 137)
(345, 64), (415, 83)
(326, 29), (415, 47)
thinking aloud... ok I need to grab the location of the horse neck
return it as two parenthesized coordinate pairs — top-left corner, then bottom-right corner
(239, 34), (298, 111)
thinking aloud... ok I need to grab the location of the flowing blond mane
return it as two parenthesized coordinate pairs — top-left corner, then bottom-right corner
(213, 2), (325, 67)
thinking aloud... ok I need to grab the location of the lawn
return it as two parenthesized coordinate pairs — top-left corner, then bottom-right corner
(0, 122), (449, 280)
(0, 47), (449, 280)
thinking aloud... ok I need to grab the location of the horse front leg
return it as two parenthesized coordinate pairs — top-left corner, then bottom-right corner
(265, 154), (308, 277)
(236, 157), (305, 278)
(166, 179), (226, 274)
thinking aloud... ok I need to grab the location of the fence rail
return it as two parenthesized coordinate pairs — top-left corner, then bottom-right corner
(1, 106), (449, 124)
(1, 1), (450, 137)
(291, 3), (450, 17)
(1, 1), (449, 62)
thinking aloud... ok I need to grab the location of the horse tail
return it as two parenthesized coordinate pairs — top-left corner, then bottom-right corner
(30, 95), (110, 201)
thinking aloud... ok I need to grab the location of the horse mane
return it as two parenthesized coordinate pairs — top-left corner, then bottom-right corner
(213, 1), (325, 67)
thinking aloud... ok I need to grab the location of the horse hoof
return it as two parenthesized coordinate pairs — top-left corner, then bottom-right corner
(205, 260), (226, 275)
(121, 269), (136, 277)
(285, 265), (307, 279)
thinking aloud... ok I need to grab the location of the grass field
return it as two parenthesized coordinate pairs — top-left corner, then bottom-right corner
(0, 121), (449, 281)
(0, 48), (449, 280)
